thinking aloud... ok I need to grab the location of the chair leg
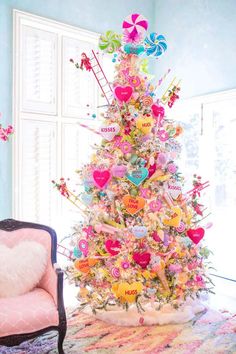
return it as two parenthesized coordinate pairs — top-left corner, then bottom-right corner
(58, 325), (66, 354)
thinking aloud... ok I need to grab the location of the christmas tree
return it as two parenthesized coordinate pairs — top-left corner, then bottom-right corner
(54, 14), (212, 326)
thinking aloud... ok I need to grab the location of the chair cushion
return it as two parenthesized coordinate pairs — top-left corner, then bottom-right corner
(0, 288), (59, 337)
(0, 241), (47, 298)
(0, 229), (57, 305)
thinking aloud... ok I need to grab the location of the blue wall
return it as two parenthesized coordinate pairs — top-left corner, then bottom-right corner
(0, 0), (155, 219)
(154, 0), (236, 98)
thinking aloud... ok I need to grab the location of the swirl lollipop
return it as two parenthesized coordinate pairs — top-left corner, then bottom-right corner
(99, 30), (122, 53)
(144, 33), (167, 57)
(122, 13), (148, 43)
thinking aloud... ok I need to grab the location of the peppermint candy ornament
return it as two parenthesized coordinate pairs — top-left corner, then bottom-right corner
(144, 33), (167, 57)
(123, 13), (148, 43)
(99, 30), (122, 53)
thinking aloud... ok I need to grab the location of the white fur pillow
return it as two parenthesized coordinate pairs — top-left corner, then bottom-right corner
(0, 241), (48, 298)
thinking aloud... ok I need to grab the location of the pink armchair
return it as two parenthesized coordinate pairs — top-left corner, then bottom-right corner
(0, 219), (67, 354)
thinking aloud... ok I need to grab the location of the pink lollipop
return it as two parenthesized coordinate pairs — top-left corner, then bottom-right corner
(123, 14), (148, 43)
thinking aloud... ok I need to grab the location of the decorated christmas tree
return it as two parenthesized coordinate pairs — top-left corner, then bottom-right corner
(53, 14), (212, 326)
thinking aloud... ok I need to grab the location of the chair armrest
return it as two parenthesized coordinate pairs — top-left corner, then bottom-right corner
(54, 264), (67, 325)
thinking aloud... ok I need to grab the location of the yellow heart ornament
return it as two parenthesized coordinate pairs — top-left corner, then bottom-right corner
(136, 117), (154, 134)
(163, 206), (182, 228)
(112, 282), (143, 303)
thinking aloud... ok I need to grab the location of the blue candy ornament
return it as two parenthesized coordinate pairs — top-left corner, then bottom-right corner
(144, 33), (167, 57)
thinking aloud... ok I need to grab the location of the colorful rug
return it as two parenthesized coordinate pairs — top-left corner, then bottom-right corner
(0, 308), (236, 353)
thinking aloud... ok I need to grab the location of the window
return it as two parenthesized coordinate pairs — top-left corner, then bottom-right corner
(170, 89), (236, 280)
(13, 10), (103, 238)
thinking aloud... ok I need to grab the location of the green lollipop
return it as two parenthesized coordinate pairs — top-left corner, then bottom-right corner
(99, 30), (122, 54)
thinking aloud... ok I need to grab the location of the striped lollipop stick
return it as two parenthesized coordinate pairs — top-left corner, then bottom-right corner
(156, 68), (171, 89)
(77, 122), (102, 137)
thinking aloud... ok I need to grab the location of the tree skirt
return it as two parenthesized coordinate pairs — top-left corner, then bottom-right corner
(83, 298), (205, 326)
(0, 308), (236, 354)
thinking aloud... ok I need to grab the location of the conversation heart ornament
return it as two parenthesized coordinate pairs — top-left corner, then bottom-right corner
(131, 225), (147, 239)
(105, 239), (121, 256)
(133, 252), (151, 269)
(99, 123), (120, 141)
(166, 180), (182, 199)
(74, 258), (97, 273)
(126, 167), (148, 186)
(112, 282), (143, 303)
(136, 117), (154, 134)
(114, 86), (133, 102)
(93, 170), (111, 189)
(122, 195), (145, 215)
(111, 164), (127, 178)
(80, 193), (93, 206)
(187, 228), (205, 244)
(163, 206), (182, 228)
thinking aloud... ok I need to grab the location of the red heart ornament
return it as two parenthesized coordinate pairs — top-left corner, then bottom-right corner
(105, 240), (121, 256)
(151, 104), (165, 118)
(133, 252), (151, 269)
(187, 228), (205, 244)
(114, 86), (133, 102)
(93, 170), (111, 189)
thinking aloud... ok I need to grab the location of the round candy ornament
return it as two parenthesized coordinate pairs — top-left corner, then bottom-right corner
(144, 33), (167, 57)
(99, 30), (122, 53)
(123, 13), (148, 43)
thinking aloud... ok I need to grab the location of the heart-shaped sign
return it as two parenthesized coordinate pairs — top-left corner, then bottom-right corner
(187, 228), (205, 244)
(131, 226), (147, 239)
(93, 170), (111, 189)
(126, 168), (148, 186)
(136, 117), (154, 134)
(81, 193), (93, 206)
(122, 195), (145, 215)
(111, 164), (127, 178)
(105, 239), (121, 256)
(166, 181), (182, 199)
(114, 86), (133, 102)
(99, 123), (120, 141)
(163, 206), (182, 228)
(151, 104), (165, 118)
(74, 258), (98, 273)
(133, 252), (151, 269)
(112, 281), (143, 303)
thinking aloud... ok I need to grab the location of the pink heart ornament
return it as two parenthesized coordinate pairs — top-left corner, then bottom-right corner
(105, 240), (121, 256)
(187, 228), (205, 245)
(133, 252), (151, 269)
(114, 85), (133, 102)
(99, 123), (120, 141)
(93, 170), (111, 189)
(111, 165), (127, 178)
